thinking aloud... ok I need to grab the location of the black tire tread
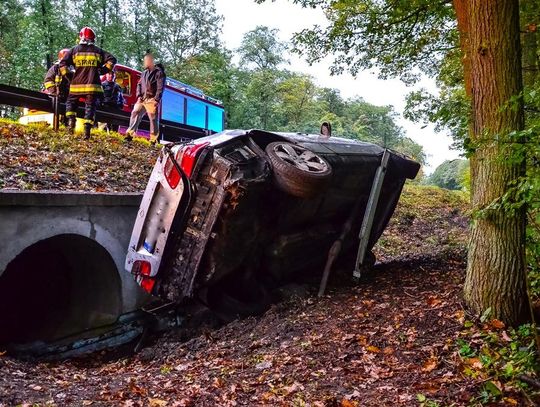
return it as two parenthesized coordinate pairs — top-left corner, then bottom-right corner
(265, 141), (332, 198)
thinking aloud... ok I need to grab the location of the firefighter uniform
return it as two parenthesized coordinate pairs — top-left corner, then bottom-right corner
(43, 63), (70, 101)
(59, 43), (116, 135)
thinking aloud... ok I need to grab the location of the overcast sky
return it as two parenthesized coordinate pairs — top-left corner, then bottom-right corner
(214, 0), (461, 172)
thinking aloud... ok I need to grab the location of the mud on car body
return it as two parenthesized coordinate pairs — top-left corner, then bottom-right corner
(126, 130), (420, 311)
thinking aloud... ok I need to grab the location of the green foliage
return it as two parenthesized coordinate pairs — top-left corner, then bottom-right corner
(416, 394), (440, 407)
(237, 26), (288, 70)
(397, 184), (469, 221)
(427, 159), (468, 190)
(256, 0), (457, 81)
(0, 0), (222, 84)
(457, 321), (539, 404)
(171, 48), (236, 107)
(151, 0), (221, 67)
(0, 0), (426, 167)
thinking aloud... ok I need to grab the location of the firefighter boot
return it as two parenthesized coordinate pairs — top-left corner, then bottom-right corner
(83, 123), (92, 140)
(67, 116), (76, 134)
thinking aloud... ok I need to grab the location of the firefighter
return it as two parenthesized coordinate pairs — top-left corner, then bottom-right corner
(59, 27), (117, 140)
(101, 71), (125, 109)
(43, 48), (71, 101)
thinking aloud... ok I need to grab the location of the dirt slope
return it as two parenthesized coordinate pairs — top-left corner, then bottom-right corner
(0, 183), (481, 406)
(1, 255), (470, 407)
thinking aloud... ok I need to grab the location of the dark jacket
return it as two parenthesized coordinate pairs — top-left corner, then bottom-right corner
(136, 64), (165, 102)
(43, 62), (70, 99)
(102, 80), (125, 107)
(59, 43), (116, 95)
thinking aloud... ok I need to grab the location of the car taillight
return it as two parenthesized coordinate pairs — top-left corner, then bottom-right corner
(131, 260), (155, 293)
(163, 142), (210, 189)
(181, 142), (210, 177)
(164, 154), (181, 189)
(140, 276), (156, 293)
(131, 260), (151, 276)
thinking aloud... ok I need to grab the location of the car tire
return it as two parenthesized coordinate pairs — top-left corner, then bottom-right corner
(265, 141), (332, 199)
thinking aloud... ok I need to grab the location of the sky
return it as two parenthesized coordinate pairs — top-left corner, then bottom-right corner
(214, 0), (462, 172)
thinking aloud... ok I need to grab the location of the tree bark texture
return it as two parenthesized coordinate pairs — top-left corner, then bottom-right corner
(461, 0), (530, 325)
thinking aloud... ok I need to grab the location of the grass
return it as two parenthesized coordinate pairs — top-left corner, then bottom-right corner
(0, 119), (158, 192)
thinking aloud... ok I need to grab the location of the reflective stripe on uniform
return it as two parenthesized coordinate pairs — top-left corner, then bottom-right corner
(73, 53), (102, 68)
(104, 61), (114, 71)
(69, 84), (104, 93)
(59, 66), (68, 75)
(65, 111), (77, 117)
(82, 118), (94, 125)
(44, 81), (55, 89)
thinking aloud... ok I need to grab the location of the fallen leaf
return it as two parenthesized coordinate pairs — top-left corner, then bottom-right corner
(365, 345), (381, 353)
(148, 398), (167, 407)
(255, 361), (272, 370)
(422, 356), (438, 372)
(213, 377), (225, 388)
(490, 319), (505, 329)
(283, 382), (304, 395)
(465, 357), (483, 369)
(501, 331), (512, 342)
(174, 363), (190, 372)
(453, 310), (465, 324)
(427, 296), (442, 307)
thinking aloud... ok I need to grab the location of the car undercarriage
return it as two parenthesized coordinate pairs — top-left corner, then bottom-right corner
(127, 130), (420, 315)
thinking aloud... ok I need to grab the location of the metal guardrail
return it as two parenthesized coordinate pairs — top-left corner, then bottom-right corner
(0, 83), (208, 140)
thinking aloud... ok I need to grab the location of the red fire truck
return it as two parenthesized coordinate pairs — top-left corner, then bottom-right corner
(114, 64), (225, 139)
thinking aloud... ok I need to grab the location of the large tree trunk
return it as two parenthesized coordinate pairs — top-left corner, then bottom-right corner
(461, 0), (530, 325)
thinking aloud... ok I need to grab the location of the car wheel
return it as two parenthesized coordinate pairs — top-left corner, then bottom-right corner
(265, 141), (332, 199)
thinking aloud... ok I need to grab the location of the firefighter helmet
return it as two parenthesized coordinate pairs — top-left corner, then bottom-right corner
(79, 27), (96, 43)
(58, 48), (70, 60)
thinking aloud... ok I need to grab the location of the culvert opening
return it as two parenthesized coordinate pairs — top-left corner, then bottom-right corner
(0, 234), (122, 346)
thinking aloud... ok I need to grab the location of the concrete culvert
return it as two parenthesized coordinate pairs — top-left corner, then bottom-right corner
(0, 234), (122, 346)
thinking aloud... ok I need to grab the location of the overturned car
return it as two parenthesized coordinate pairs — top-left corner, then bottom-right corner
(126, 130), (420, 312)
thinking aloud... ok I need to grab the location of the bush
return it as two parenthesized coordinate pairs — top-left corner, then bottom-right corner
(427, 159), (469, 190)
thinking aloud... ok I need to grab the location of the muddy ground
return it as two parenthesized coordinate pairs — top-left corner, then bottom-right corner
(1, 253), (472, 407)
(0, 184), (489, 406)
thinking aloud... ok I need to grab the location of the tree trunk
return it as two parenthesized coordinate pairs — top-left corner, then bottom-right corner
(461, 0), (530, 325)
(100, 0), (107, 48)
(40, 0), (53, 68)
